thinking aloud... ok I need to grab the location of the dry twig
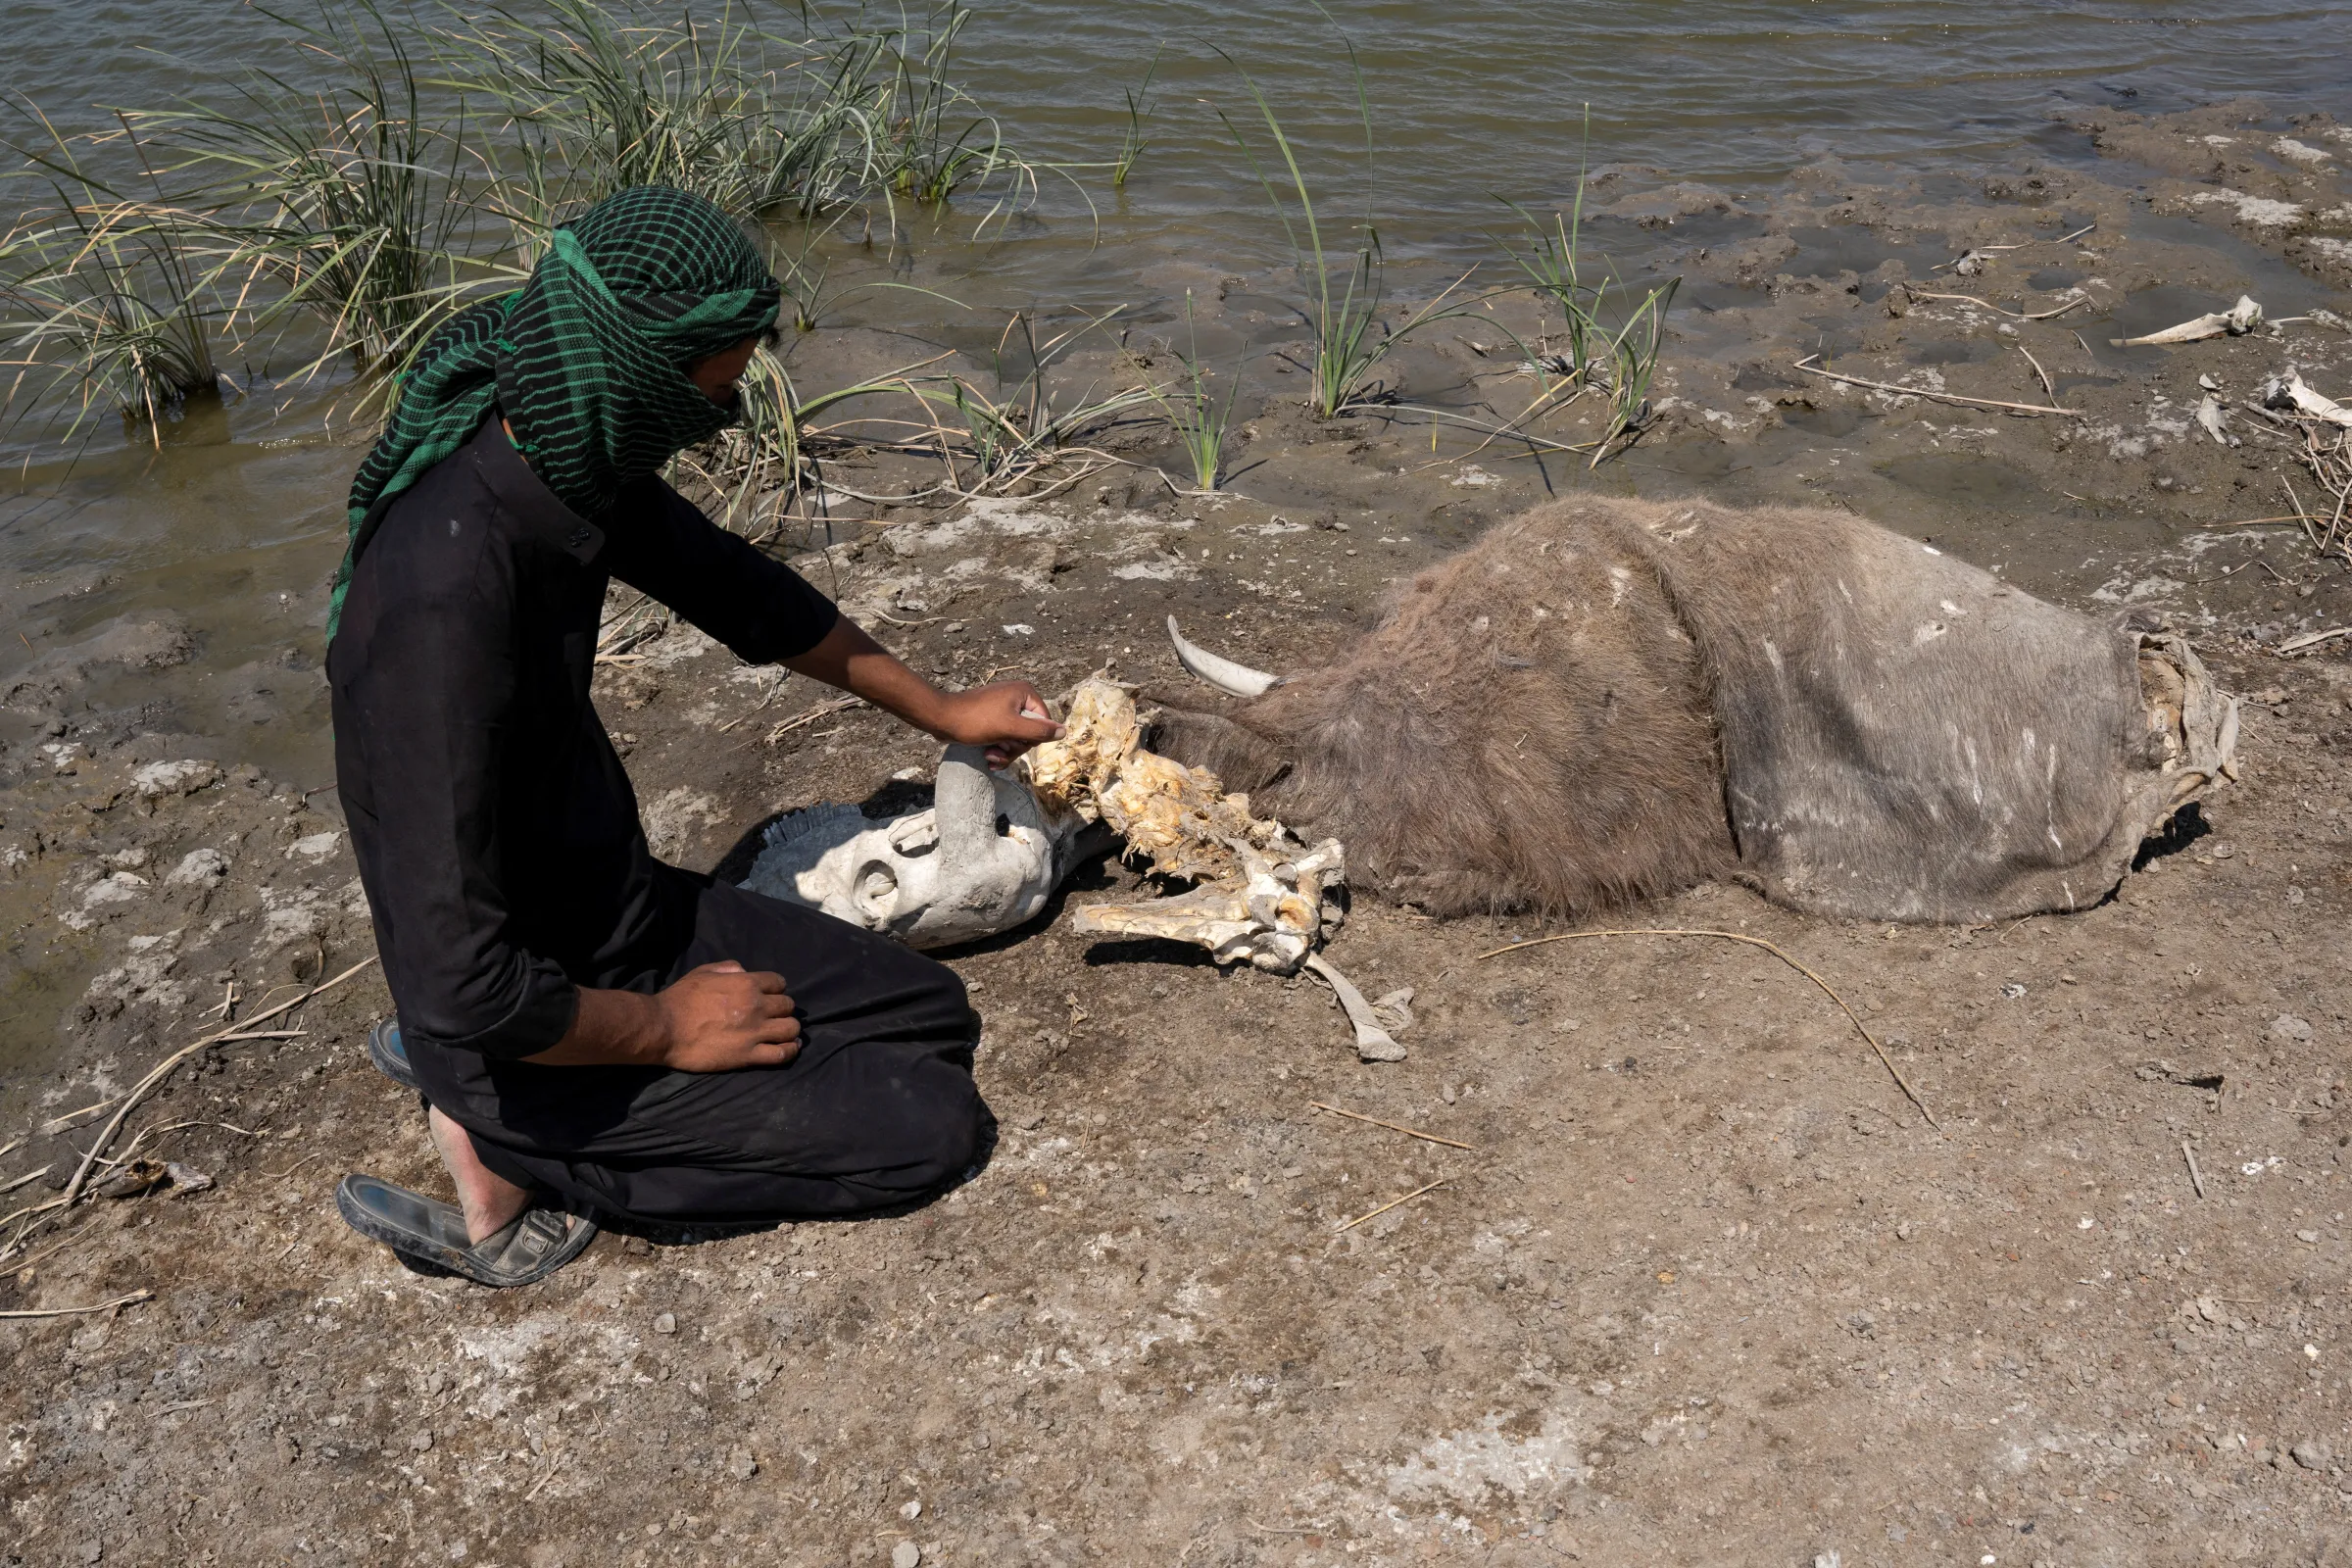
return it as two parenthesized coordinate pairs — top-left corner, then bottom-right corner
(1790, 357), (2084, 419)
(49, 960), (373, 1221)
(1310, 1102), (1476, 1152)
(2182, 1141), (2208, 1200)
(2016, 342), (2056, 402)
(0, 1289), (152, 1320)
(1334, 1176), (1451, 1233)
(764, 695), (862, 746)
(2277, 626), (2352, 656)
(1910, 290), (2089, 321)
(1479, 927), (1940, 1130)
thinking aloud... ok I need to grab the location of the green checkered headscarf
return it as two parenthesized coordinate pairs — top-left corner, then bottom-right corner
(329, 185), (780, 639)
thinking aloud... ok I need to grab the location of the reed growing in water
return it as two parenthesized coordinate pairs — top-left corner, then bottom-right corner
(2, 0), (1039, 444)
(1, 117), (220, 441)
(1138, 290), (1239, 494)
(6, 1), (1677, 504)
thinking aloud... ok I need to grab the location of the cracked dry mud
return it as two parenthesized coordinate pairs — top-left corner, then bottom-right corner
(4, 101), (2352, 1566)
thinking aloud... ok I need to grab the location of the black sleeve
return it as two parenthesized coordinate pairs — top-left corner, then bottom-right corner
(603, 476), (839, 663)
(330, 502), (580, 1060)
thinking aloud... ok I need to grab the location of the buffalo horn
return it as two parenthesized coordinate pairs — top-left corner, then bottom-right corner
(1166, 616), (1283, 699)
(933, 744), (1002, 865)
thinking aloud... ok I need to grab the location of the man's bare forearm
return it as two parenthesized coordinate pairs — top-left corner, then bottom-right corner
(783, 616), (956, 734)
(523, 988), (671, 1066)
(782, 615), (1063, 759)
(523, 963), (803, 1072)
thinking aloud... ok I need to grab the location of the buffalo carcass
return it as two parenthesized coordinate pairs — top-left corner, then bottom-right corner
(1150, 497), (2235, 925)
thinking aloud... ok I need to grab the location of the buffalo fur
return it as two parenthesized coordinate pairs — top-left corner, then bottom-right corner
(1147, 496), (2230, 923)
(1147, 500), (1737, 916)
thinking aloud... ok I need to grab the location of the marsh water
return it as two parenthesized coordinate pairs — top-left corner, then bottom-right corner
(2, 0), (2350, 1030)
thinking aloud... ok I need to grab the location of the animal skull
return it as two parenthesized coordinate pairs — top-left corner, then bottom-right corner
(740, 744), (1102, 949)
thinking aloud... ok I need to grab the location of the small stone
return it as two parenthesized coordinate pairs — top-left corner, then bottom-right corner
(2297, 1229), (2322, 1245)
(726, 1447), (759, 1481)
(2293, 1441), (2331, 1470)
(131, 759), (221, 799)
(621, 1235), (652, 1256)
(900, 1499), (922, 1521)
(2271, 1014), (2315, 1044)
(653, 1311), (677, 1335)
(411, 1430), (434, 1452)
(892, 1542), (922, 1568)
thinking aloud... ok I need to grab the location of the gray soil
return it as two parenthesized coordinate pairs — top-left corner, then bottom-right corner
(3, 101), (2352, 1567)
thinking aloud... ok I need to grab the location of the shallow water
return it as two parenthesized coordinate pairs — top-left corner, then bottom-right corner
(3, 0), (2350, 784)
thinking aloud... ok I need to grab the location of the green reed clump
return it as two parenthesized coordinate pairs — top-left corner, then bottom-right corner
(0, 0), (1054, 463)
(1496, 201), (1681, 462)
(1140, 290), (1238, 492)
(1491, 109), (1680, 462)
(874, 3), (1023, 211)
(458, 0), (901, 227)
(1594, 273), (1677, 457)
(127, 4), (508, 402)
(0, 205), (220, 438)
(904, 308), (1156, 494)
(1218, 24), (1472, 421)
(1112, 46), (1162, 190)
(2, 112), (220, 437)
(671, 342), (914, 539)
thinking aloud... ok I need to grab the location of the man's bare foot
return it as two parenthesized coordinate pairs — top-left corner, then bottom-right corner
(426, 1106), (534, 1244)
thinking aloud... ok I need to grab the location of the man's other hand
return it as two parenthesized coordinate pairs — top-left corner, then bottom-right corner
(528, 962), (801, 1070)
(655, 961), (802, 1071)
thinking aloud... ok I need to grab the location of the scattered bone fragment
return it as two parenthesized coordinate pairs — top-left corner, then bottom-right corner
(2114, 294), (2264, 346)
(93, 1158), (170, 1200)
(2263, 371), (2352, 428)
(1303, 954), (1408, 1062)
(2196, 395), (2231, 444)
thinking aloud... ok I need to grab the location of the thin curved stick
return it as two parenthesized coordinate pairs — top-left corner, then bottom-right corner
(1792, 356), (2083, 419)
(54, 958), (377, 1214)
(1478, 927), (1940, 1131)
(0, 1289), (151, 1321)
(1909, 290), (2088, 322)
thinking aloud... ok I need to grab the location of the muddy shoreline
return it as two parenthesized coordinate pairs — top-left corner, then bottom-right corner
(3, 101), (2352, 1565)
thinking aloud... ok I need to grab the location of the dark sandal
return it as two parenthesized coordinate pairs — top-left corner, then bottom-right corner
(367, 1018), (419, 1091)
(335, 1173), (596, 1288)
